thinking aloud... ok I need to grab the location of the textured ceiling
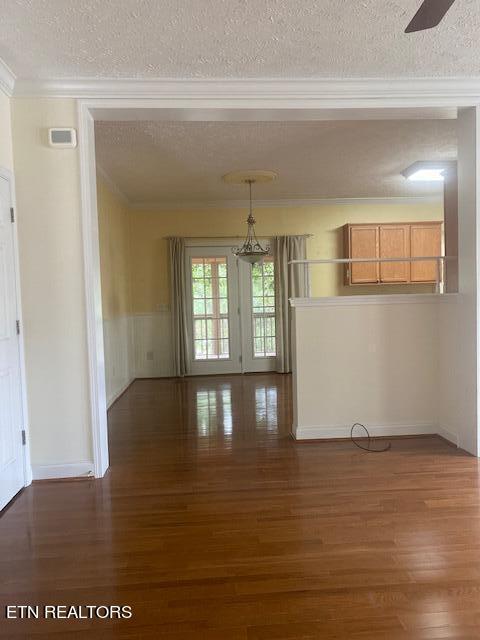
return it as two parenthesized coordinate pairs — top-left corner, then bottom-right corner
(1, 0), (479, 79)
(94, 119), (457, 203)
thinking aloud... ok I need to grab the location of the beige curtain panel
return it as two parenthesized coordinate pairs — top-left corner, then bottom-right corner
(169, 237), (189, 377)
(273, 235), (308, 373)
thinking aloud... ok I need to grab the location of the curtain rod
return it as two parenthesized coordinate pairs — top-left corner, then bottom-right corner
(162, 234), (313, 240)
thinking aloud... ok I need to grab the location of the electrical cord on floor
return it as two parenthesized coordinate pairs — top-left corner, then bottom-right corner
(350, 422), (391, 453)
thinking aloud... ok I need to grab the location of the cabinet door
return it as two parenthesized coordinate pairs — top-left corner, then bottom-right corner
(379, 225), (409, 283)
(349, 226), (379, 284)
(410, 224), (442, 283)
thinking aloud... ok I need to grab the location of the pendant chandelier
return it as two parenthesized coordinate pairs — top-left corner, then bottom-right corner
(223, 170), (278, 264)
(233, 179), (269, 263)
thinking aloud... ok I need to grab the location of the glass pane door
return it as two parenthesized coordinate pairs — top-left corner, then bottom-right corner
(192, 257), (230, 361)
(251, 259), (276, 359)
(239, 257), (277, 373)
(186, 247), (241, 375)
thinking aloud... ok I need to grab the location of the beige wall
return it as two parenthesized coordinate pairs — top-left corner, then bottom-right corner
(0, 90), (14, 172)
(97, 175), (131, 320)
(129, 200), (444, 313)
(12, 98), (92, 468)
(97, 175), (135, 405)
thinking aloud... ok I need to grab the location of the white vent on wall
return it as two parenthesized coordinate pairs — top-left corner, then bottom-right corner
(48, 128), (77, 148)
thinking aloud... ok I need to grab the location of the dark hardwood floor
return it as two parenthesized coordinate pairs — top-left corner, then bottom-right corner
(1, 374), (480, 638)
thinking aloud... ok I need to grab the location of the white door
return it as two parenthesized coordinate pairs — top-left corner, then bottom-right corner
(186, 246), (242, 375)
(0, 175), (25, 510)
(186, 246), (276, 375)
(239, 257), (276, 372)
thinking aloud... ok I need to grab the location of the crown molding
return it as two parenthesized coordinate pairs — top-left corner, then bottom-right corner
(12, 76), (480, 104)
(0, 57), (16, 97)
(130, 195), (443, 211)
(96, 164), (130, 206)
(91, 165), (443, 211)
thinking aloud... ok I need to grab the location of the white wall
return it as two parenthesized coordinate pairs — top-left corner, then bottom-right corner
(438, 107), (480, 455)
(291, 295), (444, 441)
(103, 315), (134, 407)
(102, 310), (174, 405)
(12, 98), (93, 477)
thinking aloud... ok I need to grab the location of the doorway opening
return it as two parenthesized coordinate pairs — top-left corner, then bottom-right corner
(80, 101), (464, 477)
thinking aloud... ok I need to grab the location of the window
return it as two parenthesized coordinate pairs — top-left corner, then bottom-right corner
(192, 257), (229, 360)
(251, 259), (276, 358)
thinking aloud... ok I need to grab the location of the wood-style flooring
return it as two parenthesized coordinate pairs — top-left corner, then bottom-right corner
(1, 374), (480, 639)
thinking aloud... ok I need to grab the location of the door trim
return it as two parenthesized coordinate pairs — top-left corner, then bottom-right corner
(78, 104), (109, 478)
(0, 167), (32, 488)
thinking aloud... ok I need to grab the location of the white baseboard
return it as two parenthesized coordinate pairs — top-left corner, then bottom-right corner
(437, 426), (459, 447)
(32, 462), (94, 480)
(293, 422), (437, 440)
(107, 377), (135, 409)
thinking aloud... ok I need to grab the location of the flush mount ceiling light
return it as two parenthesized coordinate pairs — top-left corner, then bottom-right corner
(222, 170), (278, 264)
(402, 161), (456, 182)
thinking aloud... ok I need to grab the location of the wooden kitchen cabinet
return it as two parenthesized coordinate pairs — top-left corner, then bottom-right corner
(379, 225), (410, 283)
(344, 222), (442, 286)
(410, 223), (442, 282)
(348, 225), (379, 284)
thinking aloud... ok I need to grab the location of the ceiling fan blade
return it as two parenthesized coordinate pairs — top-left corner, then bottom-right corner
(405, 0), (456, 33)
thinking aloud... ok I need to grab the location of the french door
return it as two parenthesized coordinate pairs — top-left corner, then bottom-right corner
(185, 245), (276, 375)
(186, 247), (241, 375)
(238, 258), (276, 372)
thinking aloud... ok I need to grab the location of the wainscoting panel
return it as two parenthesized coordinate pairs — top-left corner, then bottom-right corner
(103, 311), (175, 405)
(103, 315), (135, 408)
(133, 311), (174, 379)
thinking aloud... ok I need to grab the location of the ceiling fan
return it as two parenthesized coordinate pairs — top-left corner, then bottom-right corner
(405, 0), (456, 32)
